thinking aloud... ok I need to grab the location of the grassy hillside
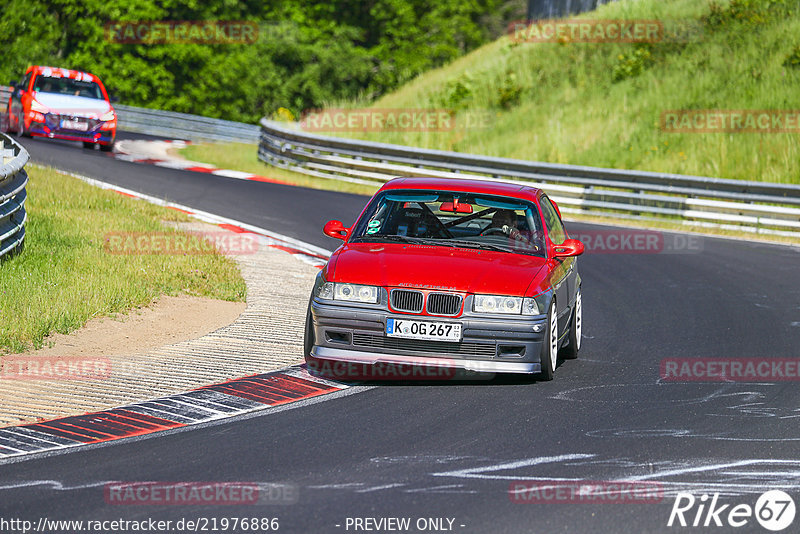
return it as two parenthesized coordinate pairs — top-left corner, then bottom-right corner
(330, 0), (800, 183)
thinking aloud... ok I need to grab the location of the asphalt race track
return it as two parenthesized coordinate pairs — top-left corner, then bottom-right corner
(3, 133), (800, 533)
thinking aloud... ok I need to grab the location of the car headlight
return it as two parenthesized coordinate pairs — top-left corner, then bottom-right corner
(30, 99), (49, 113)
(316, 281), (335, 300)
(315, 282), (379, 304)
(100, 110), (116, 121)
(473, 294), (544, 315)
(522, 297), (542, 315)
(474, 295), (522, 314)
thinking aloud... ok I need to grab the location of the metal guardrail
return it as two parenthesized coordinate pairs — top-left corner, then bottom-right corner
(258, 118), (800, 238)
(0, 133), (28, 260)
(115, 104), (260, 143)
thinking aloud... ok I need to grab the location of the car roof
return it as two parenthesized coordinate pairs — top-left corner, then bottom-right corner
(378, 177), (542, 202)
(27, 66), (100, 83)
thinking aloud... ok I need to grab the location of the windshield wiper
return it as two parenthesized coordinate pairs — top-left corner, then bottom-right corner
(443, 240), (516, 253)
(352, 234), (437, 245)
(354, 235), (519, 253)
(354, 234), (422, 244)
(355, 235), (464, 247)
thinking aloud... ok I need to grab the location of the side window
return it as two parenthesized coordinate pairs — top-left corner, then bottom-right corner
(14, 73), (30, 95)
(540, 196), (566, 245)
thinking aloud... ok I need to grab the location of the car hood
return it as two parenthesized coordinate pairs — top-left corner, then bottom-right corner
(33, 92), (111, 118)
(327, 242), (546, 296)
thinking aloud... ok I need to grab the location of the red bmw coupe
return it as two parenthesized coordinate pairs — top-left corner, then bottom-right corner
(305, 177), (584, 380)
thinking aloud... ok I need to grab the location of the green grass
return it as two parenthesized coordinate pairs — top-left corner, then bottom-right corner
(178, 142), (377, 196)
(0, 165), (246, 354)
(324, 0), (800, 183)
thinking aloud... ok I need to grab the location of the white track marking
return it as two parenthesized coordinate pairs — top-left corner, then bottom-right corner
(212, 169), (257, 179)
(307, 483), (365, 490)
(355, 483), (407, 493)
(0, 480), (107, 491)
(404, 484), (477, 494)
(626, 459), (800, 482)
(431, 454), (596, 480)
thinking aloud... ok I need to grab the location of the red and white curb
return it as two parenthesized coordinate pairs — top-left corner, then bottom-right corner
(0, 167), (344, 460)
(56, 168), (332, 267)
(0, 366), (347, 460)
(113, 139), (289, 185)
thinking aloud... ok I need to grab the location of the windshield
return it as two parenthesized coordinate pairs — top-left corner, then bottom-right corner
(350, 189), (545, 256)
(33, 75), (105, 100)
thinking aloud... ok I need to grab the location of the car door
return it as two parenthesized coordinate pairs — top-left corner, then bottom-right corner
(9, 71), (31, 130)
(540, 195), (576, 335)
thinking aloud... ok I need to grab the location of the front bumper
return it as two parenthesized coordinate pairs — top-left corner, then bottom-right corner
(28, 115), (115, 144)
(309, 299), (547, 376)
(310, 347), (539, 374)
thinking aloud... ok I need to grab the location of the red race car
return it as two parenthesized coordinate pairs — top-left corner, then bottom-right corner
(6, 65), (117, 151)
(305, 177), (585, 381)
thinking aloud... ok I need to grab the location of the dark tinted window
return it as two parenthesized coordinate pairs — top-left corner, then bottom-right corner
(33, 75), (104, 100)
(19, 72), (32, 92)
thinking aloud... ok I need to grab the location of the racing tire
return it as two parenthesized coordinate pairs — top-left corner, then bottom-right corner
(537, 299), (558, 381)
(16, 111), (28, 137)
(82, 141), (95, 149)
(100, 141), (115, 153)
(561, 288), (582, 360)
(303, 301), (314, 360)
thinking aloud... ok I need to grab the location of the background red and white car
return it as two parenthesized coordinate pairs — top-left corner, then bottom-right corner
(6, 65), (117, 151)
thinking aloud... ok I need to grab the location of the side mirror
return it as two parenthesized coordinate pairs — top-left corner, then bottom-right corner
(323, 220), (350, 240)
(551, 238), (584, 258)
(109, 94), (120, 103)
(8, 80), (17, 88)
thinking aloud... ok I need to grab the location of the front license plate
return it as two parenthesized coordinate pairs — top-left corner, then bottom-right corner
(386, 318), (462, 342)
(62, 119), (88, 131)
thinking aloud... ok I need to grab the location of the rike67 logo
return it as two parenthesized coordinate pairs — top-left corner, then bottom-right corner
(668, 491), (795, 531)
